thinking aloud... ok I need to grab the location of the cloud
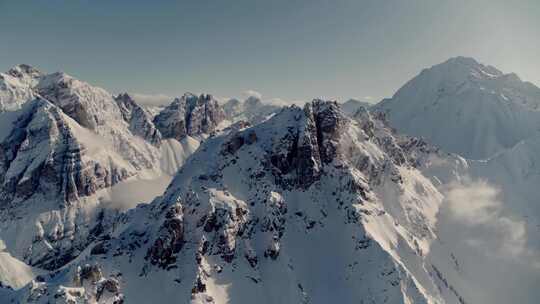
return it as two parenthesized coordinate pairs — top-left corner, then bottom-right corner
(435, 177), (540, 303)
(443, 178), (538, 263)
(131, 93), (173, 106)
(103, 175), (173, 211)
(242, 90), (263, 100)
(241, 89), (306, 106)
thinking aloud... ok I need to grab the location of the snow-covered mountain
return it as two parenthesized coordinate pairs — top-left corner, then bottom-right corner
(375, 56), (540, 159)
(222, 95), (282, 125)
(374, 57), (540, 304)
(0, 100), (469, 303)
(0, 64), (42, 112)
(340, 99), (372, 116)
(154, 93), (226, 141)
(0, 65), (213, 278)
(1, 59), (538, 303)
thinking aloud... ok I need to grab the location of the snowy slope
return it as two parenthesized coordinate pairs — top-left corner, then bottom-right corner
(375, 56), (540, 159)
(0, 66), (205, 278)
(374, 57), (540, 304)
(0, 100), (468, 304)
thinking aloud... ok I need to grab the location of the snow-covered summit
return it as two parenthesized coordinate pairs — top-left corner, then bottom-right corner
(0, 100), (469, 303)
(0, 64), (43, 112)
(6, 64), (43, 85)
(375, 56), (540, 159)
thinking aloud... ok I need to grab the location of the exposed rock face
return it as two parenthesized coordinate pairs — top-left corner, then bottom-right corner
(6, 64), (43, 85)
(146, 203), (185, 268)
(0, 99), (136, 270)
(9, 263), (123, 303)
(115, 93), (162, 146)
(0, 65), (210, 296)
(0, 99), (129, 208)
(154, 93), (225, 141)
(0, 64), (42, 112)
(0, 67), (173, 272)
(36, 72), (124, 130)
(264, 100), (347, 189)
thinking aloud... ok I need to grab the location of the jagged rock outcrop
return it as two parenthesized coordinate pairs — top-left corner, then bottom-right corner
(115, 93), (162, 146)
(0, 98), (137, 270)
(146, 203), (185, 268)
(0, 64), (42, 112)
(36, 72), (124, 130)
(153, 93), (225, 141)
(5, 263), (124, 303)
(0, 99), (129, 206)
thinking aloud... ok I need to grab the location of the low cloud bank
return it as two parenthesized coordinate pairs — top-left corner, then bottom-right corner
(444, 179), (536, 262)
(436, 177), (540, 304)
(131, 93), (173, 106)
(104, 175), (173, 211)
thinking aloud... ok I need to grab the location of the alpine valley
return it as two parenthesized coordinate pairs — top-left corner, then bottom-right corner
(0, 57), (538, 304)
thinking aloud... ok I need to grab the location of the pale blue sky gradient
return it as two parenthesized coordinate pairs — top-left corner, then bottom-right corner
(1, 0), (539, 102)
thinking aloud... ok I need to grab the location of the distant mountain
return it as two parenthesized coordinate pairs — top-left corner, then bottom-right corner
(222, 95), (282, 125)
(375, 56), (540, 159)
(340, 99), (372, 116)
(375, 57), (540, 304)
(153, 93), (226, 141)
(0, 64), (41, 112)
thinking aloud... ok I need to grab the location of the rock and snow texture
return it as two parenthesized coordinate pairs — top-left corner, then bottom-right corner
(0, 65), (204, 277)
(3, 58), (539, 303)
(0, 64), (42, 112)
(0, 100), (467, 303)
(115, 93), (162, 146)
(375, 56), (540, 159)
(153, 93), (226, 141)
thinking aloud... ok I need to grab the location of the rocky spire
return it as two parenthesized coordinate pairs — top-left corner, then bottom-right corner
(115, 93), (162, 146)
(153, 93), (225, 141)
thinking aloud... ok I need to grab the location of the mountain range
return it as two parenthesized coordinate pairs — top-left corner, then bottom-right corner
(0, 57), (538, 303)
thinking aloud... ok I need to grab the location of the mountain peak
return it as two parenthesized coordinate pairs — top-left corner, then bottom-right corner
(154, 92), (225, 141)
(443, 56), (480, 66)
(376, 57), (540, 158)
(6, 64), (43, 80)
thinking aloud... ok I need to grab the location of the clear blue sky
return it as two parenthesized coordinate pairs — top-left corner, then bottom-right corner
(1, 0), (539, 102)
